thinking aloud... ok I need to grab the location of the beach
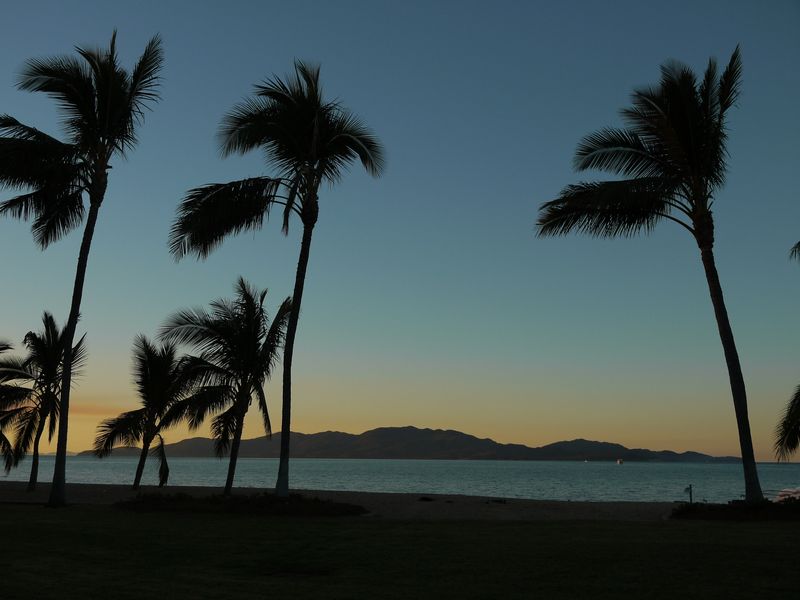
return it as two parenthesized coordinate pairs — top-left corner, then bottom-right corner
(0, 480), (674, 520)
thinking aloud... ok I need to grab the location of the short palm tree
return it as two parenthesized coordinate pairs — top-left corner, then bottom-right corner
(0, 313), (86, 490)
(536, 46), (764, 503)
(0, 32), (163, 506)
(169, 60), (384, 496)
(159, 278), (291, 495)
(94, 336), (190, 489)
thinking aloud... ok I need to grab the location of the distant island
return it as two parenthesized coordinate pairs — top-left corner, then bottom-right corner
(77, 426), (740, 462)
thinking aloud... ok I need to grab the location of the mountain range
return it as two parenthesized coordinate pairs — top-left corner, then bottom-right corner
(77, 426), (740, 462)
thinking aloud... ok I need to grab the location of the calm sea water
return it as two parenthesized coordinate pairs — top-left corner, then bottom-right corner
(3, 456), (799, 503)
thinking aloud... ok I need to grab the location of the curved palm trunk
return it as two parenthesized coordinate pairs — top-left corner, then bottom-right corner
(224, 410), (247, 496)
(49, 198), (103, 507)
(132, 435), (152, 490)
(275, 222), (315, 497)
(27, 414), (48, 491)
(699, 246), (763, 503)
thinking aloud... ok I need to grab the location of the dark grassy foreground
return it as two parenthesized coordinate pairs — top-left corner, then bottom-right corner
(2, 504), (797, 600)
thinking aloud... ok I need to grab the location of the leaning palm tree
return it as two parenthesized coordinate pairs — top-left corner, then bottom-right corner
(94, 336), (190, 489)
(0, 32), (163, 505)
(536, 46), (764, 503)
(159, 278), (291, 495)
(169, 61), (384, 496)
(0, 312), (86, 490)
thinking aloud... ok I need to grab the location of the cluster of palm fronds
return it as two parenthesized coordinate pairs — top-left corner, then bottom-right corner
(0, 314), (85, 490)
(92, 278), (291, 494)
(0, 33), (382, 504)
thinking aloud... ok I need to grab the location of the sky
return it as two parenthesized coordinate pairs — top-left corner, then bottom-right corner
(0, 0), (799, 460)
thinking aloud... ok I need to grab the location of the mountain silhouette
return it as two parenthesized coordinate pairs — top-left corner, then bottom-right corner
(78, 426), (739, 462)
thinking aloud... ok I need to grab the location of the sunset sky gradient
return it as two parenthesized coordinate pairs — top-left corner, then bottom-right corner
(1, 0), (799, 459)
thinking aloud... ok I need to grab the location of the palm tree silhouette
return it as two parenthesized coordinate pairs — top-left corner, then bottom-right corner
(536, 47), (764, 503)
(776, 251), (800, 461)
(0, 313), (86, 490)
(169, 61), (384, 496)
(159, 278), (291, 495)
(0, 32), (163, 505)
(775, 385), (800, 461)
(0, 341), (17, 471)
(94, 336), (192, 489)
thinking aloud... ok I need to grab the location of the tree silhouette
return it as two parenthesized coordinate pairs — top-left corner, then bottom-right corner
(94, 336), (191, 489)
(776, 251), (800, 460)
(536, 46), (764, 503)
(0, 32), (163, 505)
(0, 341), (17, 471)
(169, 61), (384, 496)
(159, 278), (291, 495)
(0, 313), (86, 490)
(775, 385), (800, 461)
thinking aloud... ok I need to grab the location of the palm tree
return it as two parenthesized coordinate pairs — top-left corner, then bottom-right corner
(775, 251), (800, 461)
(0, 32), (163, 505)
(94, 336), (191, 489)
(536, 46), (764, 503)
(775, 386), (800, 461)
(169, 61), (384, 496)
(0, 313), (86, 490)
(0, 341), (17, 471)
(159, 278), (291, 495)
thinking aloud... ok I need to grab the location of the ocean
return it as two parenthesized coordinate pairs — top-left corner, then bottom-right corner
(4, 456), (800, 503)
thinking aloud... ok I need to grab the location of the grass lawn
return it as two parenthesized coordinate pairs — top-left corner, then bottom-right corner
(2, 504), (797, 599)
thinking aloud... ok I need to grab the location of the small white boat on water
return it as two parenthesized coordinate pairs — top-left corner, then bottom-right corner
(616, 459), (624, 465)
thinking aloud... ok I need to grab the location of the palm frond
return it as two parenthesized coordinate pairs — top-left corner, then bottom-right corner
(12, 406), (41, 465)
(128, 35), (164, 125)
(149, 433), (170, 487)
(173, 385), (234, 430)
(776, 384), (800, 461)
(254, 382), (271, 436)
(574, 128), (666, 178)
(93, 408), (147, 457)
(791, 241), (800, 261)
(717, 45), (742, 115)
(537, 179), (682, 238)
(322, 110), (386, 181)
(17, 55), (97, 144)
(169, 177), (285, 259)
(211, 405), (240, 457)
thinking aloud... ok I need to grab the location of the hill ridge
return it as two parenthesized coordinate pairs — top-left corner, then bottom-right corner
(77, 425), (740, 462)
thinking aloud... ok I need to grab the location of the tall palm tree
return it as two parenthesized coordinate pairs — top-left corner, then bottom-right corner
(159, 278), (291, 495)
(169, 61), (384, 496)
(0, 32), (163, 505)
(0, 313), (86, 490)
(94, 336), (191, 489)
(536, 47), (764, 503)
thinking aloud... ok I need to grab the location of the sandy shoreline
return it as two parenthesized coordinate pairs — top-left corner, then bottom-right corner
(0, 481), (675, 521)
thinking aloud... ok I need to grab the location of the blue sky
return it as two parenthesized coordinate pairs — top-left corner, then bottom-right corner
(1, 0), (799, 457)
